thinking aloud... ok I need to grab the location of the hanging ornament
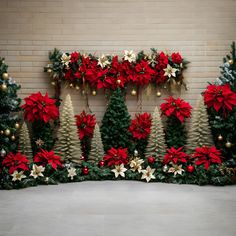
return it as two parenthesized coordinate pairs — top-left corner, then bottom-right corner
(11, 135), (16, 141)
(187, 165), (195, 173)
(98, 160), (105, 168)
(116, 79), (121, 85)
(1, 83), (7, 91)
(4, 129), (11, 136)
(51, 81), (56, 86)
(0, 148), (6, 157)
(131, 89), (137, 96)
(218, 134), (223, 141)
(69, 83), (73, 88)
(75, 85), (80, 90)
(82, 166), (89, 175)
(147, 156), (155, 164)
(225, 141), (232, 148)
(156, 91), (162, 97)
(15, 123), (20, 129)
(2, 72), (9, 80)
(47, 68), (52, 73)
(92, 90), (97, 96)
(134, 150), (139, 157)
(228, 59), (234, 65)
(0, 130), (4, 135)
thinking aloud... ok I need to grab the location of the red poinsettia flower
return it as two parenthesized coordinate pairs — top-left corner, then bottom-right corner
(160, 96), (192, 122)
(2, 152), (29, 174)
(154, 52), (169, 85)
(171, 52), (183, 64)
(70, 51), (80, 63)
(103, 147), (128, 167)
(192, 146), (223, 170)
(128, 113), (151, 140)
(75, 111), (96, 139)
(163, 147), (189, 165)
(34, 149), (62, 170)
(22, 92), (59, 123)
(203, 84), (236, 115)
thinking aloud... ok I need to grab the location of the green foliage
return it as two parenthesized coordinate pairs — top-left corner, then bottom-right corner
(101, 88), (132, 151)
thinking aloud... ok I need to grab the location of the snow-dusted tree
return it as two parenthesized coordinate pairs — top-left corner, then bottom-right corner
(145, 107), (167, 161)
(54, 94), (82, 165)
(187, 96), (214, 153)
(87, 123), (104, 164)
(18, 122), (33, 162)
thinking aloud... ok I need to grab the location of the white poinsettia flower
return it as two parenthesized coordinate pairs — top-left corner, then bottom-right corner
(11, 170), (27, 182)
(111, 164), (127, 178)
(168, 164), (185, 176)
(30, 164), (45, 179)
(61, 53), (71, 67)
(141, 166), (156, 183)
(98, 54), (110, 68)
(130, 157), (144, 173)
(163, 64), (178, 78)
(67, 167), (77, 180)
(124, 50), (136, 63)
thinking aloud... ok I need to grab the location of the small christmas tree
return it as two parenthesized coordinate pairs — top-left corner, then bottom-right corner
(18, 122), (33, 162)
(54, 94), (82, 165)
(187, 96), (214, 153)
(101, 88), (132, 151)
(0, 58), (21, 157)
(145, 107), (167, 161)
(87, 123), (104, 164)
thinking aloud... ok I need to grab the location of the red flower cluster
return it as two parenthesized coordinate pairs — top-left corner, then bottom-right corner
(103, 147), (128, 167)
(22, 92), (59, 123)
(192, 146), (223, 170)
(155, 52), (169, 85)
(203, 84), (236, 115)
(171, 52), (183, 64)
(163, 147), (189, 165)
(34, 150), (62, 170)
(2, 152), (29, 174)
(128, 113), (151, 140)
(75, 111), (96, 139)
(160, 96), (192, 122)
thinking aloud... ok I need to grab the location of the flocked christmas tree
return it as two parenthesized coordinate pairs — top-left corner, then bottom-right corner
(54, 94), (82, 164)
(187, 96), (214, 153)
(18, 122), (33, 162)
(0, 58), (21, 158)
(145, 107), (167, 161)
(87, 123), (104, 164)
(101, 88), (132, 151)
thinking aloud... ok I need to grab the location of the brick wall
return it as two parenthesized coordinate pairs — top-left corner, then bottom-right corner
(0, 0), (236, 120)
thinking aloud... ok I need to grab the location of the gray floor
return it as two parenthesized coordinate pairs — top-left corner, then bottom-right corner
(0, 181), (236, 236)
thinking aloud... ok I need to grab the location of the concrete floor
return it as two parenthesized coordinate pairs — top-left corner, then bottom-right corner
(0, 181), (236, 236)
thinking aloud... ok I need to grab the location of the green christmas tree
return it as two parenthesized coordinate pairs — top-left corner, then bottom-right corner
(0, 58), (21, 157)
(54, 94), (82, 165)
(18, 122), (33, 162)
(87, 123), (104, 164)
(187, 96), (214, 153)
(145, 107), (167, 161)
(101, 88), (132, 151)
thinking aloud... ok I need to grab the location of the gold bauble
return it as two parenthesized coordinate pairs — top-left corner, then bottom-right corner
(5, 129), (11, 136)
(116, 79), (121, 85)
(92, 90), (97, 96)
(0, 130), (4, 135)
(225, 141), (232, 148)
(11, 135), (16, 141)
(156, 91), (162, 97)
(218, 135), (223, 141)
(131, 89), (137, 96)
(2, 72), (9, 80)
(15, 123), (20, 129)
(228, 59), (234, 65)
(69, 83), (73, 88)
(51, 81), (56, 86)
(47, 68), (52, 73)
(75, 86), (80, 90)
(1, 83), (7, 91)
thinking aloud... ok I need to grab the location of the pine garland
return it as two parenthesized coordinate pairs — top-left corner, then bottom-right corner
(145, 107), (167, 161)
(54, 94), (82, 165)
(187, 96), (214, 153)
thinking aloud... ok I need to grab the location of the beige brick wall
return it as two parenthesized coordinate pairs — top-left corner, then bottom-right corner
(0, 0), (236, 120)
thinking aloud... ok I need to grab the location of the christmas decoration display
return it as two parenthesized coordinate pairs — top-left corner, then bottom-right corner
(0, 58), (21, 155)
(87, 124), (104, 164)
(187, 96), (214, 153)
(145, 107), (167, 161)
(161, 96), (192, 148)
(18, 122), (33, 162)
(54, 94), (83, 164)
(101, 88), (132, 151)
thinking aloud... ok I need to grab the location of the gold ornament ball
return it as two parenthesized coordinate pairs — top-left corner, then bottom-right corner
(75, 85), (80, 90)
(2, 72), (9, 80)
(92, 90), (97, 96)
(15, 123), (20, 129)
(218, 134), (223, 141)
(69, 83), (74, 88)
(116, 79), (121, 85)
(11, 135), (16, 141)
(156, 91), (162, 97)
(225, 141), (232, 148)
(51, 81), (56, 86)
(131, 89), (137, 96)
(47, 68), (52, 73)
(5, 129), (11, 136)
(228, 59), (234, 65)
(1, 83), (7, 91)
